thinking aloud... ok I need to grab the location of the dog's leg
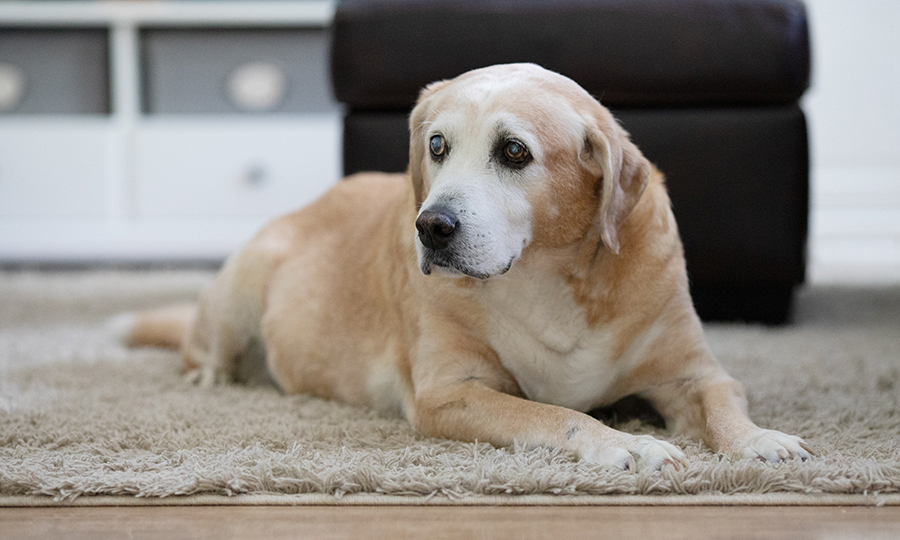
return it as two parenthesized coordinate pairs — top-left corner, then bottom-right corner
(181, 264), (256, 388)
(181, 294), (243, 387)
(412, 343), (687, 472)
(180, 227), (292, 388)
(643, 371), (813, 463)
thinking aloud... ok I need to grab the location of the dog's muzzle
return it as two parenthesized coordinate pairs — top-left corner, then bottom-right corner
(416, 206), (515, 280)
(415, 207), (473, 277)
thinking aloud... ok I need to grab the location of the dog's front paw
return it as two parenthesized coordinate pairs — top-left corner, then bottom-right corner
(734, 429), (814, 463)
(582, 435), (688, 472)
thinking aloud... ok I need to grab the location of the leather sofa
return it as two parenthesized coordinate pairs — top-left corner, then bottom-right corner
(330, 0), (811, 324)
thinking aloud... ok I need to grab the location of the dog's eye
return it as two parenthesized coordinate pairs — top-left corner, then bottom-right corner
(503, 140), (530, 165)
(429, 135), (446, 160)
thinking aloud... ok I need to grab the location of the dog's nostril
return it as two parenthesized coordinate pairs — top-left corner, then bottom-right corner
(416, 210), (458, 250)
(433, 216), (457, 237)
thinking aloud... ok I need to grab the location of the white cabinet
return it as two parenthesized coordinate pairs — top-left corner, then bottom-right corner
(134, 117), (340, 218)
(0, 120), (114, 218)
(0, 1), (340, 262)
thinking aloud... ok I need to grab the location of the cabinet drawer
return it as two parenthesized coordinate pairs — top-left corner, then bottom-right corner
(0, 28), (109, 115)
(0, 121), (112, 218)
(141, 28), (337, 114)
(134, 116), (341, 218)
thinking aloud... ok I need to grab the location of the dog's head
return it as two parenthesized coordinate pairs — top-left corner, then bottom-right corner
(409, 63), (651, 280)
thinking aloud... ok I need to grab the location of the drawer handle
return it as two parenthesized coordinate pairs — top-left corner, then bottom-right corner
(0, 63), (27, 112)
(241, 164), (268, 188)
(226, 62), (287, 112)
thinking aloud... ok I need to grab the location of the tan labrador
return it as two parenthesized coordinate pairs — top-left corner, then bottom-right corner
(122, 63), (812, 471)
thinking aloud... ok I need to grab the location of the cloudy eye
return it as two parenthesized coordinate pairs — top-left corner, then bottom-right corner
(500, 139), (531, 168)
(429, 134), (446, 160)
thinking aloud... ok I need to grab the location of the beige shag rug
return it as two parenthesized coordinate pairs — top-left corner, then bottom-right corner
(1, 271), (900, 506)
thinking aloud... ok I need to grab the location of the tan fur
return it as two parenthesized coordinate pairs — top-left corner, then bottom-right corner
(125, 64), (811, 470)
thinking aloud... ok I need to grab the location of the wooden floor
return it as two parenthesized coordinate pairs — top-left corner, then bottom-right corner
(2, 506), (900, 540)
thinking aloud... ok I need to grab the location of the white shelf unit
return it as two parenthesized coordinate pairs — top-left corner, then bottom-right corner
(0, 1), (340, 262)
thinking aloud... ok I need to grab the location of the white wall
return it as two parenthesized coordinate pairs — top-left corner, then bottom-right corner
(803, 0), (900, 284)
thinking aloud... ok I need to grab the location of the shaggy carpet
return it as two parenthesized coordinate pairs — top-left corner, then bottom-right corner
(1, 271), (899, 506)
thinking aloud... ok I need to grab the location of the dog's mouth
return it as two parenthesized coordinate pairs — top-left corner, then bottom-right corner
(420, 253), (514, 280)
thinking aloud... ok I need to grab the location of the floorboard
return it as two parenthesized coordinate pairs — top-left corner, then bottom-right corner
(2, 506), (900, 540)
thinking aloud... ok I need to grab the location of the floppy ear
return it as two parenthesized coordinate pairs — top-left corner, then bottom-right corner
(408, 80), (449, 211)
(582, 114), (651, 254)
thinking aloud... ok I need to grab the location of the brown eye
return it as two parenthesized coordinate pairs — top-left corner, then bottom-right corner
(429, 135), (446, 160)
(503, 140), (529, 163)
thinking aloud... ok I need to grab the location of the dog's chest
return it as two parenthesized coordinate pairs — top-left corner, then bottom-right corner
(481, 275), (621, 412)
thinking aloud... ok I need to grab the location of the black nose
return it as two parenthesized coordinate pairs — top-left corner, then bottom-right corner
(416, 209), (458, 250)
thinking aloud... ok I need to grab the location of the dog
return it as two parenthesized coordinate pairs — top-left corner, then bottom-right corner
(121, 63), (812, 471)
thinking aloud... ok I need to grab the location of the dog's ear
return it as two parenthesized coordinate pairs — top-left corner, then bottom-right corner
(581, 109), (651, 254)
(408, 80), (449, 210)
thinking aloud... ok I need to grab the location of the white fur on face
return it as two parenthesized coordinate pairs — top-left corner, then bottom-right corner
(415, 101), (542, 280)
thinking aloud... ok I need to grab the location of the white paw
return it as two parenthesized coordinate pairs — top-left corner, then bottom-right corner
(184, 366), (229, 387)
(736, 429), (814, 463)
(583, 435), (688, 472)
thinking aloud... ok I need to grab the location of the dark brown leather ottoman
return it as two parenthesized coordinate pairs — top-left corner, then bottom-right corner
(330, 0), (811, 324)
